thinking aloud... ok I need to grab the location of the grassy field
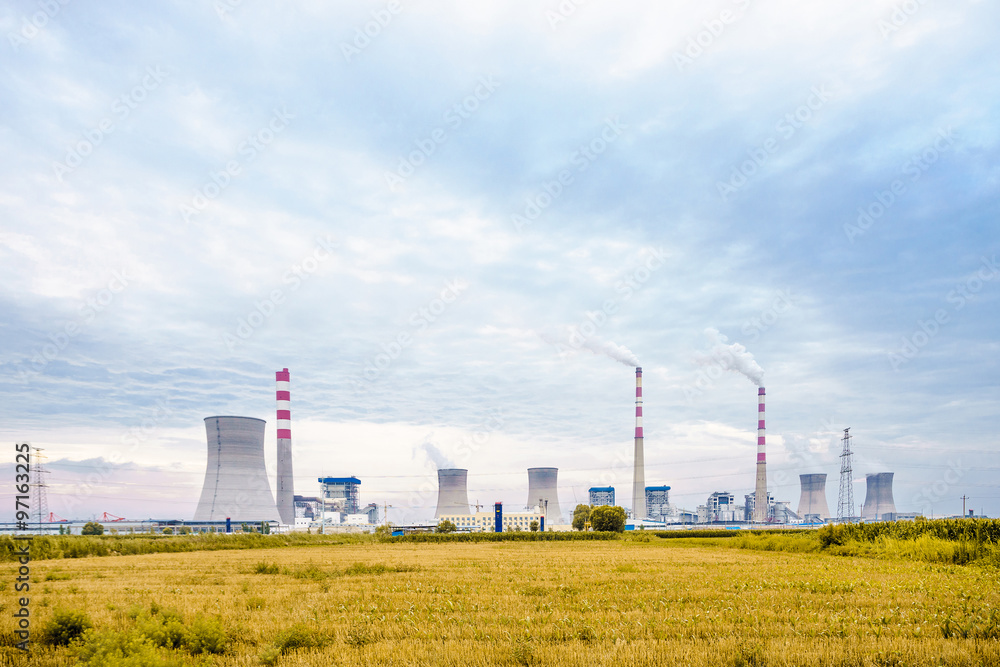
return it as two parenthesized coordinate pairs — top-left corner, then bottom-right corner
(4, 536), (1000, 666)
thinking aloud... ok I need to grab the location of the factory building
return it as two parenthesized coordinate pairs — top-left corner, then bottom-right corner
(293, 495), (323, 519)
(645, 486), (671, 521)
(704, 491), (738, 522)
(438, 509), (546, 532)
(363, 503), (379, 525)
(589, 487), (615, 506)
(744, 492), (774, 522)
(319, 477), (361, 514)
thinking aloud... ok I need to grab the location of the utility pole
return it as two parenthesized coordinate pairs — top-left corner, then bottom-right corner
(837, 428), (855, 523)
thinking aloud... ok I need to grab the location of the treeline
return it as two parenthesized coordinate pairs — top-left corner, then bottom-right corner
(818, 518), (1000, 545)
(653, 528), (812, 539)
(0, 532), (366, 562)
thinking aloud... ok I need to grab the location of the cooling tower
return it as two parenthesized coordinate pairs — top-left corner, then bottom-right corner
(797, 473), (830, 521)
(526, 467), (562, 523)
(632, 367), (646, 519)
(275, 368), (294, 525)
(434, 469), (470, 519)
(194, 416), (280, 522)
(753, 387), (768, 522)
(862, 472), (896, 520)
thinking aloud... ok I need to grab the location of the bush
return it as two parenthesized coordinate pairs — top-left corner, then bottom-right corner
(589, 506), (626, 532)
(161, 527), (174, 535)
(253, 561), (281, 574)
(185, 615), (227, 654)
(76, 630), (181, 666)
(274, 623), (326, 654)
(81, 521), (104, 536)
(41, 608), (93, 646)
(436, 520), (457, 533)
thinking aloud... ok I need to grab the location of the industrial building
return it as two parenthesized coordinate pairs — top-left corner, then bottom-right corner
(797, 474), (830, 522)
(703, 491), (738, 522)
(293, 495), (323, 520)
(589, 486), (615, 506)
(645, 486), (671, 521)
(526, 467), (562, 523)
(744, 491), (773, 523)
(862, 472), (897, 521)
(194, 416), (280, 522)
(438, 509), (545, 532)
(435, 469), (470, 518)
(319, 477), (361, 514)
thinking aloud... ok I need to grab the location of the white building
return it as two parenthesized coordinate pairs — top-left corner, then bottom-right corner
(438, 509), (548, 532)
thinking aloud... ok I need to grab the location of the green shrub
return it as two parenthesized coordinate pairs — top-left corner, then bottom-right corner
(185, 615), (227, 654)
(81, 521), (104, 536)
(41, 608), (93, 646)
(273, 623), (326, 654)
(75, 629), (181, 666)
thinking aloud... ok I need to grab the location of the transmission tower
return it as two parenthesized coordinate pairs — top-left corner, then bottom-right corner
(31, 447), (50, 532)
(837, 428), (854, 522)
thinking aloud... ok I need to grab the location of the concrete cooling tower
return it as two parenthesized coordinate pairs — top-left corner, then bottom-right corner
(194, 416), (280, 522)
(526, 467), (562, 523)
(862, 472), (896, 520)
(797, 474), (830, 521)
(434, 469), (470, 519)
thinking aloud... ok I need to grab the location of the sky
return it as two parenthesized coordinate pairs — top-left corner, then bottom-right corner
(1, 0), (998, 525)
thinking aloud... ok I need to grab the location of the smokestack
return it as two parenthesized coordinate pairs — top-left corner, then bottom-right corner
(862, 472), (896, 520)
(275, 368), (294, 525)
(753, 387), (768, 522)
(797, 474), (830, 521)
(526, 467), (562, 524)
(434, 469), (470, 519)
(194, 416), (280, 522)
(632, 367), (646, 519)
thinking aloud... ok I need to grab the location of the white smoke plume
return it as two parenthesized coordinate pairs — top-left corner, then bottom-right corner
(420, 439), (455, 470)
(695, 327), (764, 386)
(539, 327), (640, 367)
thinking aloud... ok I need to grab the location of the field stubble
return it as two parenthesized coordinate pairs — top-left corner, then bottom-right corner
(3, 540), (999, 666)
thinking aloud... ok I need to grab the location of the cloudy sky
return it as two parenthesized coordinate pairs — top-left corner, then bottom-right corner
(2, 1), (998, 524)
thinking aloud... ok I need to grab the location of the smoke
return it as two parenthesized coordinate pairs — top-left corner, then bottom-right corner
(695, 327), (764, 386)
(539, 328), (640, 367)
(420, 439), (455, 470)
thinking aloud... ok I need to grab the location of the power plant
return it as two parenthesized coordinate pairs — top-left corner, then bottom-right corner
(275, 368), (295, 525)
(526, 467), (562, 522)
(753, 387), (768, 523)
(862, 472), (897, 521)
(435, 469), (470, 518)
(194, 416), (280, 522)
(797, 474), (830, 522)
(632, 367), (646, 519)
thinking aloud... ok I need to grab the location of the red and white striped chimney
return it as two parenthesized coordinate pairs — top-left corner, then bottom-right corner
(275, 368), (294, 524)
(753, 386), (767, 522)
(632, 367), (646, 520)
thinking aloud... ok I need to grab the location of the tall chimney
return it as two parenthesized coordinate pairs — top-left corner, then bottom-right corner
(632, 367), (646, 520)
(275, 368), (295, 524)
(753, 386), (767, 522)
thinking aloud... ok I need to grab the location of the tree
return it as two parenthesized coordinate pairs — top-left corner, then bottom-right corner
(178, 526), (192, 535)
(572, 504), (592, 531)
(589, 505), (627, 532)
(81, 521), (104, 536)
(436, 519), (457, 533)
(162, 527), (174, 535)
(529, 520), (539, 532)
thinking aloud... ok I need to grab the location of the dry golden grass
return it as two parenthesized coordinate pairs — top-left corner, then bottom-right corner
(4, 538), (1000, 666)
